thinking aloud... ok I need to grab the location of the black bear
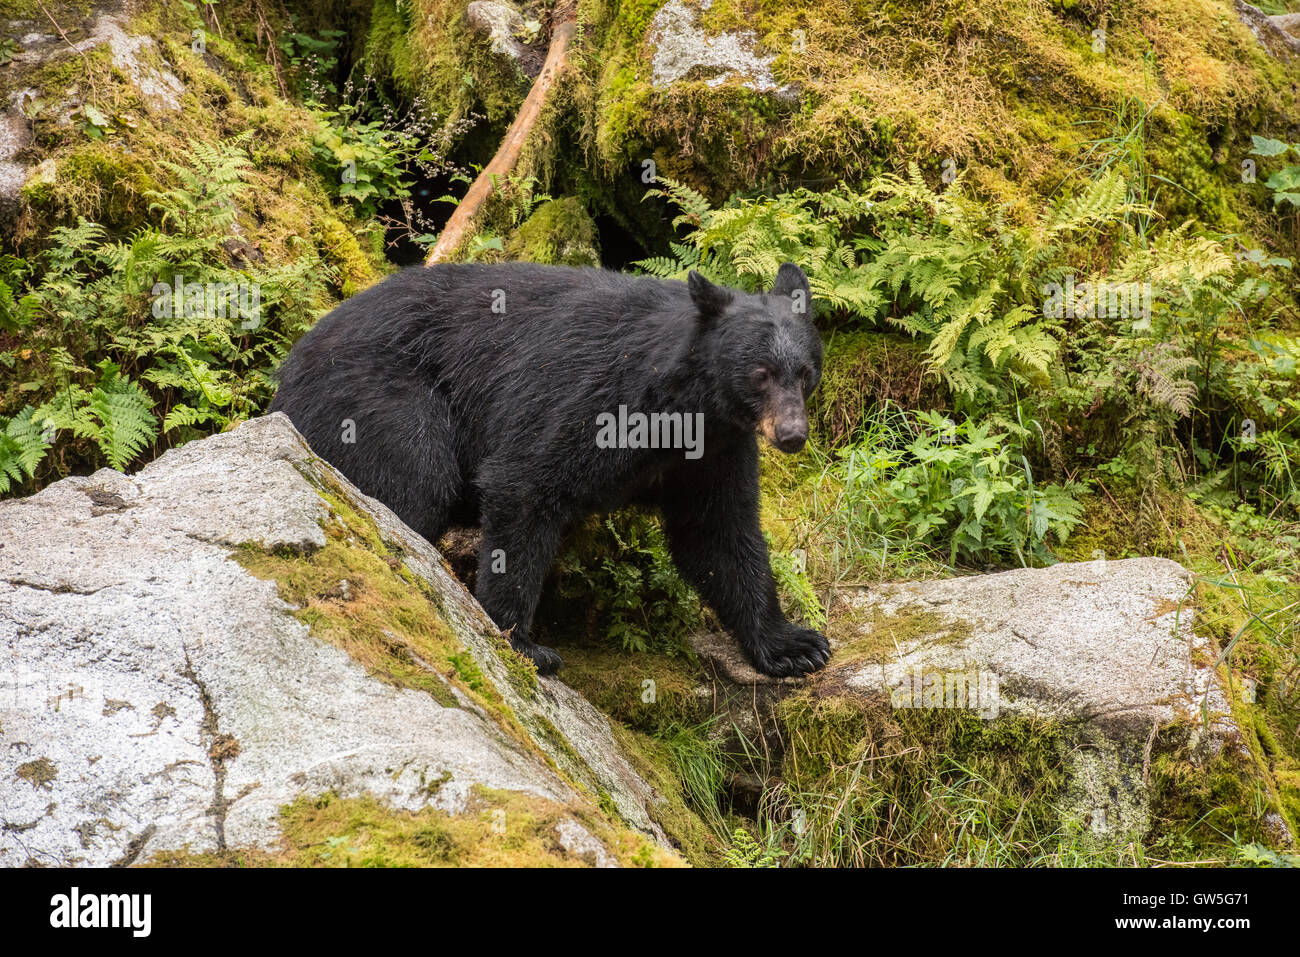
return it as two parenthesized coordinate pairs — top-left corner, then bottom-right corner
(269, 261), (829, 678)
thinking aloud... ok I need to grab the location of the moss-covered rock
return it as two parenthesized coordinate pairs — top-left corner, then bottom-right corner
(149, 788), (680, 867)
(569, 0), (1300, 251)
(0, 413), (686, 866)
(687, 557), (1294, 863)
(0, 0), (386, 287)
(811, 329), (947, 446)
(505, 195), (602, 265)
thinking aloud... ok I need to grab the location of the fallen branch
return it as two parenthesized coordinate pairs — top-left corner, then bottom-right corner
(425, 7), (577, 265)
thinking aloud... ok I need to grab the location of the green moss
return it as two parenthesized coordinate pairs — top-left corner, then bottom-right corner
(54, 143), (159, 230)
(775, 692), (876, 786)
(827, 602), (974, 665)
(812, 330), (946, 446)
(448, 650), (487, 693)
(579, 0), (1300, 241)
(365, 0), (526, 128)
(505, 197), (602, 266)
(613, 0), (668, 47)
(316, 215), (382, 298)
(492, 632), (540, 699)
(1147, 733), (1277, 853)
(146, 788), (681, 867)
(1146, 111), (1241, 231)
(0, 0), (53, 17)
(557, 642), (706, 735)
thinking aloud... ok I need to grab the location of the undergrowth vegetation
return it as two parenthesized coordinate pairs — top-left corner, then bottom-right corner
(639, 158), (1299, 561)
(1, 137), (332, 489)
(624, 98), (1300, 865)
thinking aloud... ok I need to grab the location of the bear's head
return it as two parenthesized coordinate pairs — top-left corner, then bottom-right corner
(690, 263), (822, 453)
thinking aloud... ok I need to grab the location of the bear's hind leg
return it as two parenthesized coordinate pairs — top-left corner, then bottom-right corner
(284, 379), (463, 546)
(474, 497), (567, 675)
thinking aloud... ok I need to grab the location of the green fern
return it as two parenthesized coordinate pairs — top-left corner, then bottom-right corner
(723, 826), (783, 868)
(0, 406), (51, 493)
(147, 133), (253, 235)
(633, 169), (1138, 405)
(0, 255), (38, 331)
(1131, 345), (1198, 418)
(1, 136), (333, 495)
(84, 365), (159, 471)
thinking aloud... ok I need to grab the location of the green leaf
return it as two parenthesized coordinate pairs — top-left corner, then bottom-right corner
(1250, 136), (1291, 157)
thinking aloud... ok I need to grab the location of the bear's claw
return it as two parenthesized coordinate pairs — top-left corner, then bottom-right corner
(513, 639), (563, 676)
(750, 625), (831, 678)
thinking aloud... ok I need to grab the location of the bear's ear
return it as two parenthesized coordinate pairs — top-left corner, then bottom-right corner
(771, 262), (811, 318)
(688, 270), (732, 321)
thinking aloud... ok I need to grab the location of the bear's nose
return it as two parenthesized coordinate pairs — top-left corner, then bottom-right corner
(774, 422), (807, 453)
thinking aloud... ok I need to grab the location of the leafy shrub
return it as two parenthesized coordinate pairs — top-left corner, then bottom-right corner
(307, 75), (476, 245)
(1250, 136), (1300, 210)
(836, 407), (1084, 566)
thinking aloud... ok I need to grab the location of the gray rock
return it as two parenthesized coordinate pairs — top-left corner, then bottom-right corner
(467, 0), (528, 60)
(465, 1), (544, 77)
(1236, 1), (1300, 56)
(0, 107), (31, 217)
(694, 558), (1254, 843)
(554, 816), (618, 867)
(0, 414), (668, 866)
(646, 0), (798, 97)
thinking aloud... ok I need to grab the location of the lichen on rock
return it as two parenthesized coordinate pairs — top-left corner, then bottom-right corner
(646, 0), (796, 97)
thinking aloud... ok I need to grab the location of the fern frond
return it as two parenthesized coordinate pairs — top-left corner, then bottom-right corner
(1132, 346), (1198, 417)
(86, 365), (159, 471)
(0, 406), (51, 494)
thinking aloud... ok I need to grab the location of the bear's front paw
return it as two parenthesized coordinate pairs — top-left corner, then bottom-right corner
(749, 624), (831, 678)
(511, 637), (564, 676)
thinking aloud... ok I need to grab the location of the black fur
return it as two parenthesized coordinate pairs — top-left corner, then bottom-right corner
(269, 261), (829, 677)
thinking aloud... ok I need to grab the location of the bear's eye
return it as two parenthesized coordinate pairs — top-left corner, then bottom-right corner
(752, 366), (773, 384)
